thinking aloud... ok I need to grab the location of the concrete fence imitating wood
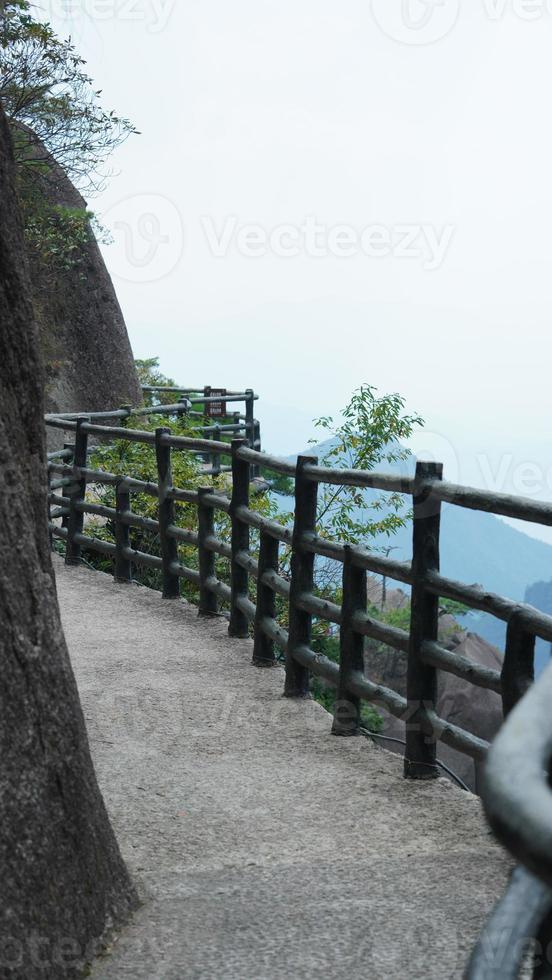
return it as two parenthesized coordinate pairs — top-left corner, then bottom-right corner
(45, 385), (261, 478)
(45, 396), (552, 978)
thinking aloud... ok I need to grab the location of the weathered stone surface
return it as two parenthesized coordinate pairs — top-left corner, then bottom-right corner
(20, 131), (141, 444)
(0, 105), (137, 979)
(52, 556), (511, 979)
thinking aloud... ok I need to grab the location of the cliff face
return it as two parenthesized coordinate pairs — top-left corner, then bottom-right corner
(0, 104), (138, 979)
(21, 135), (142, 443)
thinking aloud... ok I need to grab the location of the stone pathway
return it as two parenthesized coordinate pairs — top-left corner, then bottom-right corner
(53, 556), (510, 980)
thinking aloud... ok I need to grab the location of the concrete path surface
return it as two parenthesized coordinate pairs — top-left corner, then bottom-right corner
(53, 556), (510, 980)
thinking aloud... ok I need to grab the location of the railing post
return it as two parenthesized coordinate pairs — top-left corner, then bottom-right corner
(154, 427), (180, 599)
(197, 487), (218, 616)
(501, 609), (535, 717)
(65, 416), (89, 566)
(202, 387), (212, 464)
(229, 438), (250, 637)
(252, 531), (279, 666)
(404, 460), (443, 779)
(245, 389), (255, 448)
(332, 546), (366, 736)
(176, 399), (189, 421)
(212, 424), (221, 477)
(285, 455), (318, 698)
(61, 442), (74, 530)
(114, 480), (132, 584)
(252, 419), (261, 479)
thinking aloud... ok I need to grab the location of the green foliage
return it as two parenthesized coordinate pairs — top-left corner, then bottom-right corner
(56, 366), (427, 737)
(135, 359), (182, 407)
(273, 384), (424, 598)
(0, 0), (136, 193)
(273, 384), (424, 722)
(0, 1), (135, 276)
(311, 636), (384, 732)
(367, 598), (467, 674)
(310, 635), (383, 732)
(86, 414), (204, 596)
(439, 597), (470, 619)
(83, 404), (272, 605)
(312, 384), (423, 545)
(260, 466), (294, 496)
(379, 605), (411, 632)
(23, 202), (93, 275)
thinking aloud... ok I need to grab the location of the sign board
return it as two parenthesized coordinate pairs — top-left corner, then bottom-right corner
(205, 388), (227, 419)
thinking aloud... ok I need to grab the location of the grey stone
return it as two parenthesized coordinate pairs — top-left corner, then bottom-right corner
(0, 111), (138, 980)
(21, 131), (141, 447)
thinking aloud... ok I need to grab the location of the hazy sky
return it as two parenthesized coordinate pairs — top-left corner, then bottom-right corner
(42, 1), (552, 539)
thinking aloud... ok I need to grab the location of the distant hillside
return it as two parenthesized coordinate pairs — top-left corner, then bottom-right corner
(276, 436), (552, 668)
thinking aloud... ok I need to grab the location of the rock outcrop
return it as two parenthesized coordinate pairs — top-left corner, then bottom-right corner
(20, 132), (141, 445)
(0, 103), (138, 978)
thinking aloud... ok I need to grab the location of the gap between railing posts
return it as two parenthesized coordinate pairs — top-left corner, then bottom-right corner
(61, 442), (74, 531)
(202, 386), (212, 466)
(115, 480), (132, 584)
(332, 545), (367, 736)
(404, 460), (443, 780)
(212, 424), (221, 477)
(252, 530), (279, 667)
(197, 486), (218, 617)
(245, 389), (260, 479)
(229, 440), (250, 637)
(65, 416), (90, 566)
(285, 454), (319, 698)
(155, 428), (180, 599)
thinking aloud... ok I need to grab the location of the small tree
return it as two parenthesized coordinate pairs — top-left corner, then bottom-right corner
(136, 358), (179, 406)
(271, 384), (424, 595)
(0, 1), (136, 282)
(312, 384), (423, 545)
(262, 385), (424, 726)
(0, 1), (136, 193)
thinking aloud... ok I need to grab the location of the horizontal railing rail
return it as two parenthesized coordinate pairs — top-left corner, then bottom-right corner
(47, 384), (262, 478)
(45, 409), (552, 976)
(45, 414), (549, 732)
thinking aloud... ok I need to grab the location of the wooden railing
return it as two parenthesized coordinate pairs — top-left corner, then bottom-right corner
(46, 386), (261, 477)
(45, 408), (552, 977)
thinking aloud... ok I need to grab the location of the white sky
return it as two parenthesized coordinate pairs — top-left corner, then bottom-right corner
(42, 1), (552, 539)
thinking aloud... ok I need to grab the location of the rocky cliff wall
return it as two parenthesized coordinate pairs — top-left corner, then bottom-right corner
(21, 135), (142, 446)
